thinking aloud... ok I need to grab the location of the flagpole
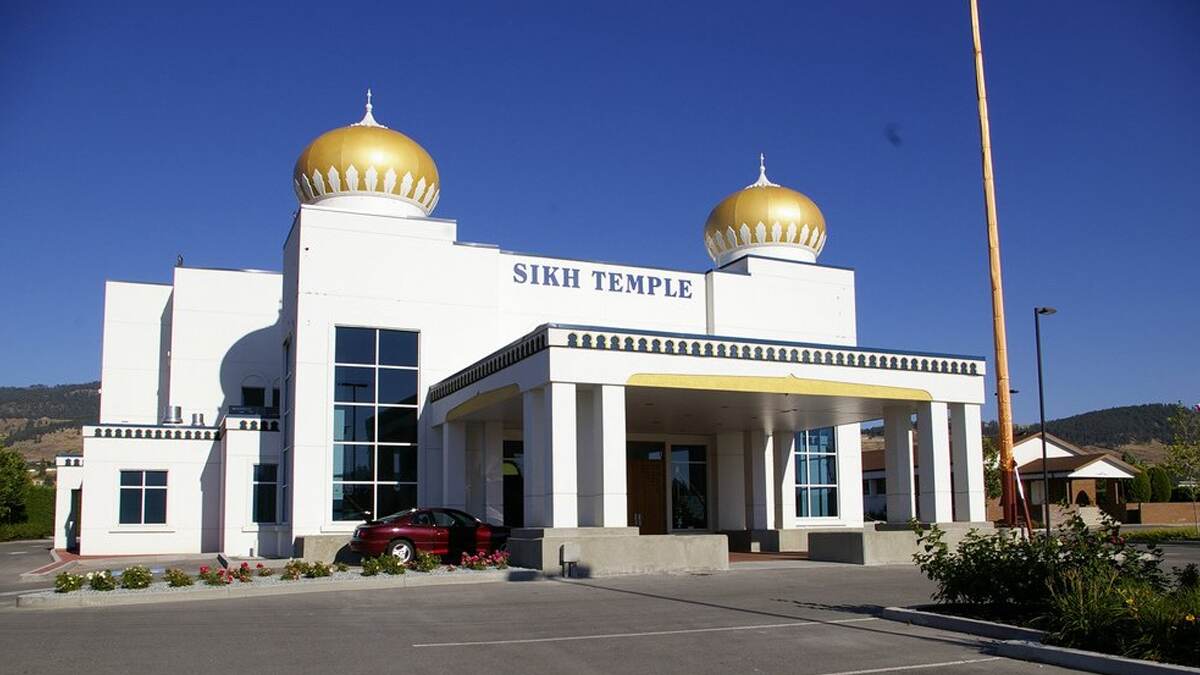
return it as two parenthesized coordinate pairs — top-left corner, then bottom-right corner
(969, 0), (1018, 527)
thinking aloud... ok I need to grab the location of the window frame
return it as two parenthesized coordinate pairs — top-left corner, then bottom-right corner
(117, 469), (169, 526)
(252, 463), (279, 524)
(795, 428), (840, 520)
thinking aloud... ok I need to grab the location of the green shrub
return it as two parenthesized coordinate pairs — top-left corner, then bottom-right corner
(0, 485), (54, 541)
(54, 571), (85, 593)
(361, 557), (381, 576)
(164, 568), (193, 587)
(304, 561), (332, 578)
(0, 447), (30, 523)
(255, 563), (274, 577)
(1149, 467), (1173, 502)
(280, 560), (307, 580)
(1125, 528), (1200, 544)
(1131, 471), (1152, 503)
(334, 561), (349, 573)
(409, 549), (440, 573)
(87, 570), (118, 591)
(119, 565), (153, 589)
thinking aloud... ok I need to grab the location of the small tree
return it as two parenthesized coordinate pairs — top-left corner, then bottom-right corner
(1163, 404), (1200, 531)
(0, 445), (32, 523)
(982, 436), (1002, 500)
(1148, 466), (1173, 503)
(1129, 470), (1152, 503)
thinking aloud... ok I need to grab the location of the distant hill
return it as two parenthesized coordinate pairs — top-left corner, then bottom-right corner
(0, 382), (99, 462)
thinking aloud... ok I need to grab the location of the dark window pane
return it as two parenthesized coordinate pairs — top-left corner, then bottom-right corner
(805, 427), (836, 453)
(120, 471), (142, 487)
(334, 367), (375, 403)
(377, 484), (418, 519)
(379, 330), (418, 367)
(271, 388), (280, 409)
(671, 445), (705, 463)
(797, 487), (807, 517)
(333, 445), (373, 481)
(377, 408), (417, 443)
(796, 455), (808, 484)
(670, 462), (707, 529)
(431, 511), (456, 527)
(119, 489), (142, 524)
(332, 483), (373, 521)
(333, 405), (373, 442)
(145, 471), (167, 487)
(254, 484), (277, 523)
(143, 488), (167, 524)
(806, 456), (836, 485)
(254, 464), (277, 483)
(627, 441), (664, 462)
(377, 446), (418, 482)
(378, 369), (418, 405)
(241, 386), (266, 407)
(411, 511), (432, 526)
(335, 327), (376, 365)
(812, 487), (838, 517)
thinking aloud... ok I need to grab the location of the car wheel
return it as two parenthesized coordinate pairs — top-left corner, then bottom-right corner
(387, 539), (415, 563)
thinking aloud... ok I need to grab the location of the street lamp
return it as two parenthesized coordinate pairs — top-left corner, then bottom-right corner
(1035, 306), (1057, 536)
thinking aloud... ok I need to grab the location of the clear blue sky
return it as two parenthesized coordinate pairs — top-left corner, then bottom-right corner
(1, 1), (1196, 424)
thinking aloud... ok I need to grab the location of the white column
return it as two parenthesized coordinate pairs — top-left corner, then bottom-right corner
(884, 406), (916, 523)
(716, 432), (746, 530)
(576, 388), (598, 526)
(483, 420), (504, 525)
(917, 401), (953, 523)
(950, 403), (986, 522)
(543, 383), (579, 528)
(748, 430), (775, 530)
(836, 423), (865, 528)
(521, 388), (545, 527)
(773, 432), (796, 528)
(442, 421), (467, 512)
(595, 385), (627, 526)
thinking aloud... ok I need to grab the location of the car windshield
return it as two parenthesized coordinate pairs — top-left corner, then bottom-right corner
(377, 509), (416, 523)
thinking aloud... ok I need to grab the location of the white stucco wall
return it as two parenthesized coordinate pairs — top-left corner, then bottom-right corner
(98, 281), (173, 424)
(220, 423), (285, 557)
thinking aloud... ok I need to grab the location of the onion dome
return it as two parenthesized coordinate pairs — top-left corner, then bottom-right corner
(293, 90), (440, 217)
(703, 155), (826, 266)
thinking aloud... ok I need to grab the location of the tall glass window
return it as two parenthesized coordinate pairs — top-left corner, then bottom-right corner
(795, 427), (838, 518)
(332, 327), (419, 521)
(119, 470), (167, 524)
(281, 339), (293, 523)
(252, 464), (278, 523)
(670, 445), (708, 529)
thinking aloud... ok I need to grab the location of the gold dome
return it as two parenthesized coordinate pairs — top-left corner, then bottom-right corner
(703, 156), (826, 264)
(293, 91), (440, 215)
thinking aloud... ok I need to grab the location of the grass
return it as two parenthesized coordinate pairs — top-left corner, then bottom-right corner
(0, 486), (54, 542)
(1125, 527), (1200, 544)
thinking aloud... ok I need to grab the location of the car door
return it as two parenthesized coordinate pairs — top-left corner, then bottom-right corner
(429, 510), (455, 556)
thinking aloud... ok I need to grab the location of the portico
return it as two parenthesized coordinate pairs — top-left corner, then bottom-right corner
(425, 324), (988, 573)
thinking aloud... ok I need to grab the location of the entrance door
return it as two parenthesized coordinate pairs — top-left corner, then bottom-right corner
(69, 488), (82, 552)
(626, 442), (666, 535)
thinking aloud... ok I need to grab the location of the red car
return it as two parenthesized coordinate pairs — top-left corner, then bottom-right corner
(349, 508), (510, 563)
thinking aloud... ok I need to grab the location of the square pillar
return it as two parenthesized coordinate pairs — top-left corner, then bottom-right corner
(483, 420), (504, 525)
(950, 403), (986, 522)
(748, 430), (774, 530)
(835, 423), (865, 528)
(715, 432), (746, 530)
(883, 406), (915, 523)
(442, 421), (467, 512)
(773, 432), (796, 528)
(916, 401), (953, 523)
(521, 388), (546, 527)
(577, 385), (627, 527)
(543, 383), (579, 528)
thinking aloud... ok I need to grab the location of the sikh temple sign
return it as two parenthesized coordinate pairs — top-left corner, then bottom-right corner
(511, 262), (694, 299)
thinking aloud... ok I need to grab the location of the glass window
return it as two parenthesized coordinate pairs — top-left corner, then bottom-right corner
(378, 369), (418, 405)
(669, 445), (707, 529)
(795, 428), (838, 519)
(331, 327), (420, 521)
(335, 327), (376, 365)
(431, 511), (457, 527)
(118, 470), (167, 524)
(379, 330), (418, 366)
(410, 511), (433, 526)
(334, 367), (375, 403)
(241, 386), (266, 407)
(253, 463), (278, 524)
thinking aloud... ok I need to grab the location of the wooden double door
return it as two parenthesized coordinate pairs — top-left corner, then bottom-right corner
(626, 442), (666, 535)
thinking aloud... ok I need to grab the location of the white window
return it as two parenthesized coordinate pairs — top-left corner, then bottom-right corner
(119, 470), (167, 524)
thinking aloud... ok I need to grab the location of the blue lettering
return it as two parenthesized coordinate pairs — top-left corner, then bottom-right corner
(543, 266), (560, 287)
(647, 277), (662, 296)
(625, 274), (645, 295)
(513, 263), (527, 284)
(563, 267), (580, 288)
(591, 270), (606, 290)
(679, 279), (693, 299)
(529, 264), (539, 285)
(664, 278), (677, 297)
(608, 273), (623, 292)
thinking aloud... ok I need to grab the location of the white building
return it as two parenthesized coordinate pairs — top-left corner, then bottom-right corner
(55, 95), (989, 573)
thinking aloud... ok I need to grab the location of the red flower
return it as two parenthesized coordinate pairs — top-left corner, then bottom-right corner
(199, 565), (210, 574)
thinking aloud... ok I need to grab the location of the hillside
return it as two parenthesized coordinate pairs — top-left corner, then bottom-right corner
(0, 382), (99, 461)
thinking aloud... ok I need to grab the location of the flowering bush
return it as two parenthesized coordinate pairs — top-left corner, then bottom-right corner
(335, 561), (349, 573)
(255, 562), (274, 577)
(409, 549), (440, 573)
(460, 550), (510, 571)
(87, 570), (118, 591)
(230, 562), (253, 583)
(198, 565), (231, 586)
(119, 565), (153, 589)
(304, 561), (333, 578)
(362, 555), (407, 576)
(164, 568), (193, 587)
(54, 571), (85, 593)
(281, 559), (308, 580)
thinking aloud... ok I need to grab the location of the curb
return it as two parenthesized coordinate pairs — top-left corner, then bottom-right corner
(16, 569), (543, 610)
(995, 640), (1200, 675)
(879, 606), (1045, 641)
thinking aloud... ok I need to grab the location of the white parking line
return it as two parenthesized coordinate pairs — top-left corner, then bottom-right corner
(413, 616), (879, 647)
(816, 657), (1001, 674)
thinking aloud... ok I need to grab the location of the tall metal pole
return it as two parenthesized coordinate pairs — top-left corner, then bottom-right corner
(1035, 308), (1050, 536)
(969, 0), (1018, 527)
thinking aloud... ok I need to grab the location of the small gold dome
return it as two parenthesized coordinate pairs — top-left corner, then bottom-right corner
(293, 91), (440, 215)
(703, 156), (826, 265)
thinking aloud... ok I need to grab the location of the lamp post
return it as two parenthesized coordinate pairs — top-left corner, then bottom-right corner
(1035, 306), (1057, 536)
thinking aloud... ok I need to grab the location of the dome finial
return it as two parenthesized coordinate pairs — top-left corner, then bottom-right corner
(747, 152), (779, 189)
(353, 88), (387, 129)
